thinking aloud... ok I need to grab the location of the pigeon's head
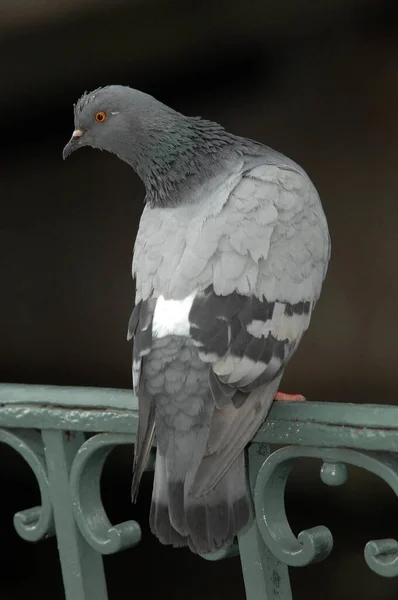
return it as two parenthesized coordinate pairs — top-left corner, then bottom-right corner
(62, 84), (233, 206)
(62, 85), (178, 163)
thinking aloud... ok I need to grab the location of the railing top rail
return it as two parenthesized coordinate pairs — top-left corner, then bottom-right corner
(0, 383), (397, 451)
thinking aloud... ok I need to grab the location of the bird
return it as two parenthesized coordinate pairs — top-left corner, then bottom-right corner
(63, 85), (331, 554)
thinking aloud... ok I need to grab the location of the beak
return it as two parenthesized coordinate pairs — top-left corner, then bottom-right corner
(62, 129), (84, 160)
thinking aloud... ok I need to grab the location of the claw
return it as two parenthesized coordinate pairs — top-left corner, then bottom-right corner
(274, 391), (306, 402)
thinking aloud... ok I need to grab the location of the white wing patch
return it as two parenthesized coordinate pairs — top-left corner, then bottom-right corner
(152, 292), (196, 338)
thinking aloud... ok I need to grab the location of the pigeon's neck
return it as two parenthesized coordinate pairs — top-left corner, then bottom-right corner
(124, 116), (243, 208)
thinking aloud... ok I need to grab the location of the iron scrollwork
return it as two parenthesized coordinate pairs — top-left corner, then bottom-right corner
(0, 428), (55, 542)
(69, 432), (142, 555)
(254, 445), (398, 576)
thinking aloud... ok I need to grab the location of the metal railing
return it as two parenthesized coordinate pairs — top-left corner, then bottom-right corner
(1, 383), (397, 599)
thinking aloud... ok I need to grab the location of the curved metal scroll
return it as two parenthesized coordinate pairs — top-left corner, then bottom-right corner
(254, 446), (398, 576)
(0, 428), (54, 541)
(69, 433), (142, 555)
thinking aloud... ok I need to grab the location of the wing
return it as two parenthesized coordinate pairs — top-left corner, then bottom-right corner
(185, 163), (330, 496)
(127, 297), (157, 500)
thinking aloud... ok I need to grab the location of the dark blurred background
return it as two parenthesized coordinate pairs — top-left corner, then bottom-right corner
(1, 1), (398, 598)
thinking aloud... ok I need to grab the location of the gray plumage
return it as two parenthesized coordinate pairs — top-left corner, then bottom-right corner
(63, 85), (331, 553)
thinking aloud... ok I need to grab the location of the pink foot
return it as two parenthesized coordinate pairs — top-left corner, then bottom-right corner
(274, 391), (306, 402)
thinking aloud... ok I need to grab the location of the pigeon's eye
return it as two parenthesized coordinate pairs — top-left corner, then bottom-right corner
(95, 111), (107, 123)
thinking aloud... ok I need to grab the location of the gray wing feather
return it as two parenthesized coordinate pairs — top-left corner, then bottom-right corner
(131, 384), (155, 502)
(186, 163), (330, 496)
(128, 298), (157, 500)
(191, 378), (282, 497)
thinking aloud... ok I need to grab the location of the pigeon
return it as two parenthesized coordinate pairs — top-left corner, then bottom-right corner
(63, 85), (331, 554)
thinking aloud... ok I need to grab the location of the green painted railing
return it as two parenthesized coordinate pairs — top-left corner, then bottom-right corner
(1, 383), (398, 599)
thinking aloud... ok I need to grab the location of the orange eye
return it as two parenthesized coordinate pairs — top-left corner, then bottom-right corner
(95, 111), (107, 123)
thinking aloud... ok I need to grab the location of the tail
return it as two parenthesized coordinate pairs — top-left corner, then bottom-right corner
(149, 449), (251, 554)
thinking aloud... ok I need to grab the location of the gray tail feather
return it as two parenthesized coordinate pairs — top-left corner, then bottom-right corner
(149, 451), (188, 547)
(149, 450), (251, 554)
